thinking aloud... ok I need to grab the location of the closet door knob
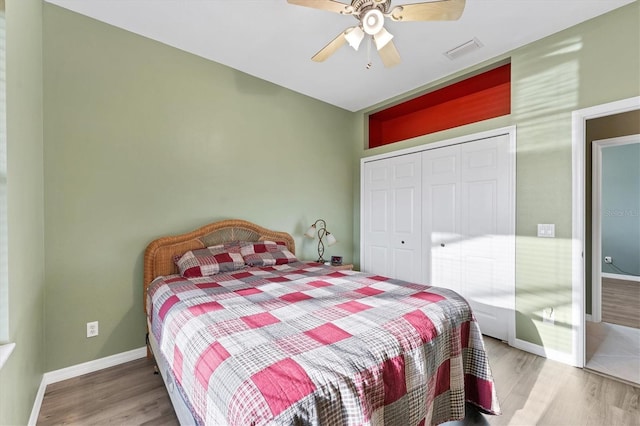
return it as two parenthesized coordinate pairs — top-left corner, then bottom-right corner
(401, 241), (405, 244)
(441, 243), (445, 247)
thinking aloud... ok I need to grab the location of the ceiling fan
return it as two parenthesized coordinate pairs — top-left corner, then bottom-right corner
(288, 0), (466, 68)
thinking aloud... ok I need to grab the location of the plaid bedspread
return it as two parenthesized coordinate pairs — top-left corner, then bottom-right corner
(147, 262), (500, 425)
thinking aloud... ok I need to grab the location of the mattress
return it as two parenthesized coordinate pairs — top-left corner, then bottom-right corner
(146, 261), (500, 425)
(147, 318), (198, 425)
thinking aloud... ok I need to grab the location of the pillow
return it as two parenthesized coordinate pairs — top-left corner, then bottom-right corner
(173, 241), (245, 266)
(243, 248), (298, 267)
(176, 247), (246, 278)
(206, 241), (246, 253)
(240, 241), (288, 256)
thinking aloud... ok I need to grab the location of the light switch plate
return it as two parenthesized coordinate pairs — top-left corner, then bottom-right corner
(537, 224), (555, 238)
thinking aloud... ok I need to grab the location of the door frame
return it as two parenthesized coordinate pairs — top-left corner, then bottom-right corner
(360, 125), (517, 346)
(591, 135), (640, 323)
(571, 96), (640, 368)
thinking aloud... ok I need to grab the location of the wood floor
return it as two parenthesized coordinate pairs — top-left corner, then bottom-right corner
(37, 337), (640, 425)
(37, 357), (179, 425)
(602, 277), (640, 329)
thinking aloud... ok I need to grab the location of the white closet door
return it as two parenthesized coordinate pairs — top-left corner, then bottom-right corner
(363, 153), (422, 282)
(421, 147), (462, 294)
(422, 134), (513, 341)
(459, 134), (512, 340)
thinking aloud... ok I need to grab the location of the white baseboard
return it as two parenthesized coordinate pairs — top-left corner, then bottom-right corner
(602, 272), (640, 283)
(512, 338), (577, 366)
(42, 346), (147, 385)
(28, 346), (146, 426)
(28, 378), (47, 426)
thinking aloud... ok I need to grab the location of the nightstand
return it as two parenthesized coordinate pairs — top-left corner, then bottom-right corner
(328, 263), (354, 271)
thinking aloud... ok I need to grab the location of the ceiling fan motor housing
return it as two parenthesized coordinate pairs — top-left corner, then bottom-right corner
(363, 9), (384, 34)
(351, 0), (392, 34)
(351, 0), (392, 15)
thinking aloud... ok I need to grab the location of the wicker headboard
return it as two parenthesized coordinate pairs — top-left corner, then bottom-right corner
(143, 219), (295, 313)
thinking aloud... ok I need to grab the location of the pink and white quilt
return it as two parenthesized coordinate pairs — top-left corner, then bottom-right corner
(147, 262), (500, 425)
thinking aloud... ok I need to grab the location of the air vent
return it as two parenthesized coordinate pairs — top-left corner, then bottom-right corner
(444, 37), (483, 60)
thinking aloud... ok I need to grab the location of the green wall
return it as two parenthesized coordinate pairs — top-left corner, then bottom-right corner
(42, 4), (356, 371)
(0, 0), (46, 424)
(355, 2), (639, 353)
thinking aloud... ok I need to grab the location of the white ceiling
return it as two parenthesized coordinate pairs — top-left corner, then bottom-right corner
(45, 0), (636, 112)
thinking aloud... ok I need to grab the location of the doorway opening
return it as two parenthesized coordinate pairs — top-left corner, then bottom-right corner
(572, 96), (639, 383)
(588, 134), (639, 384)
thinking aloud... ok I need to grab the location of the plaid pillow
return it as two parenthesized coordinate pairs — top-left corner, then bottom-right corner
(239, 241), (288, 256)
(177, 248), (246, 278)
(243, 248), (298, 267)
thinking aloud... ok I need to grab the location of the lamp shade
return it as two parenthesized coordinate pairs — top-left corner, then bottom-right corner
(345, 26), (365, 50)
(304, 224), (317, 239)
(325, 232), (337, 247)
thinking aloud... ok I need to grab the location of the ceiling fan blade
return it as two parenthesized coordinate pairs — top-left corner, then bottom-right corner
(311, 29), (350, 62)
(377, 39), (401, 68)
(287, 0), (355, 15)
(388, 0), (465, 22)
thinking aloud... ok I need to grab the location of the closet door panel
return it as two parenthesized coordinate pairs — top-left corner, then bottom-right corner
(363, 154), (421, 282)
(363, 162), (391, 276)
(389, 155), (422, 282)
(422, 148), (461, 293)
(460, 134), (512, 340)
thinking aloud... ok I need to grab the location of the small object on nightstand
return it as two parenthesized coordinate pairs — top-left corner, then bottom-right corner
(331, 255), (343, 266)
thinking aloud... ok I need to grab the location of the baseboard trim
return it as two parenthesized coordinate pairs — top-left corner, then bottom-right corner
(28, 378), (47, 426)
(28, 346), (146, 425)
(43, 346), (147, 385)
(602, 272), (640, 283)
(512, 338), (577, 366)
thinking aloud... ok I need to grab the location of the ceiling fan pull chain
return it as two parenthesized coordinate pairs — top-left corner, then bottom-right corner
(366, 36), (373, 69)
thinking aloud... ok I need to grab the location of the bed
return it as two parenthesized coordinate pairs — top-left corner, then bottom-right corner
(144, 219), (500, 425)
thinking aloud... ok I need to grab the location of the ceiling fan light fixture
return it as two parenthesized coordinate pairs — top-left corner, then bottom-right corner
(345, 26), (365, 50)
(362, 9), (384, 35)
(289, 0), (468, 68)
(373, 27), (394, 50)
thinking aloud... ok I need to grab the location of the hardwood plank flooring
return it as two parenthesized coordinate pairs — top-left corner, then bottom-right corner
(602, 277), (640, 329)
(37, 357), (178, 425)
(38, 338), (640, 425)
(480, 337), (640, 426)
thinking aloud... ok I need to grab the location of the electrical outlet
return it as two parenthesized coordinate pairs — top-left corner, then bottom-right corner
(604, 256), (612, 264)
(86, 321), (99, 338)
(542, 308), (555, 325)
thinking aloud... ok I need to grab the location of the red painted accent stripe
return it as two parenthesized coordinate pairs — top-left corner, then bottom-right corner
(369, 63), (511, 148)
